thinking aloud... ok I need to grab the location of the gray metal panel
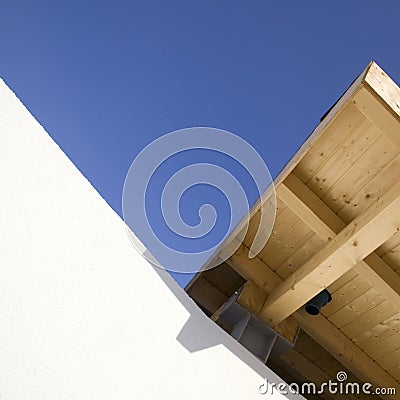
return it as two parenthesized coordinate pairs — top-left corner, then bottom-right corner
(216, 290), (295, 363)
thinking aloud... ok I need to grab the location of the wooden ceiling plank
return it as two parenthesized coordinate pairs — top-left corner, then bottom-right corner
(247, 206), (299, 269)
(275, 232), (326, 279)
(294, 308), (400, 399)
(322, 274), (371, 318)
(334, 150), (400, 225)
(243, 203), (290, 251)
(295, 103), (366, 184)
(366, 332), (400, 360)
(259, 219), (314, 270)
(387, 365), (400, 382)
(325, 269), (358, 295)
(328, 287), (385, 328)
(320, 130), (397, 216)
(307, 119), (379, 199)
(341, 301), (397, 339)
(376, 348), (400, 371)
(352, 312), (400, 349)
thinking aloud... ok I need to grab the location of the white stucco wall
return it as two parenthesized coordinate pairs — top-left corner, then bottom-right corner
(0, 79), (301, 400)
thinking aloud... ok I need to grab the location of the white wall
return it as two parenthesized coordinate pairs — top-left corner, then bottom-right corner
(0, 79), (302, 400)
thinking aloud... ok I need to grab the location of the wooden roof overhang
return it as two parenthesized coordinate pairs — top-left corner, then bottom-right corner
(186, 62), (400, 399)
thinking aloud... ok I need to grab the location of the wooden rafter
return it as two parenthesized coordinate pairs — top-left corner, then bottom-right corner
(275, 173), (400, 312)
(353, 87), (400, 149)
(224, 243), (282, 293)
(352, 62), (400, 149)
(259, 175), (400, 326)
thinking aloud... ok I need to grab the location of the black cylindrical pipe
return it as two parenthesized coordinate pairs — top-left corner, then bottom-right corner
(305, 289), (332, 315)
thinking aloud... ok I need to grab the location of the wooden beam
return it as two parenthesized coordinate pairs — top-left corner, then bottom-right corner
(363, 62), (400, 116)
(237, 279), (299, 344)
(224, 242), (282, 293)
(294, 308), (400, 400)
(278, 173), (400, 313)
(361, 252), (400, 307)
(353, 86), (400, 149)
(353, 63), (400, 148)
(275, 183), (336, 242)
(236, 279), (267, 315)
(260, 175), (400, 326)
(278, 173), (344, 235)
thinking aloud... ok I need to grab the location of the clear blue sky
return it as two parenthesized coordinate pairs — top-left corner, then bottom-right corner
(2, 1), (400, 286)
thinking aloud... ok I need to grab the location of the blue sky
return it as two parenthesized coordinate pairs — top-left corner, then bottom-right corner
(1, 1), (400, 286)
